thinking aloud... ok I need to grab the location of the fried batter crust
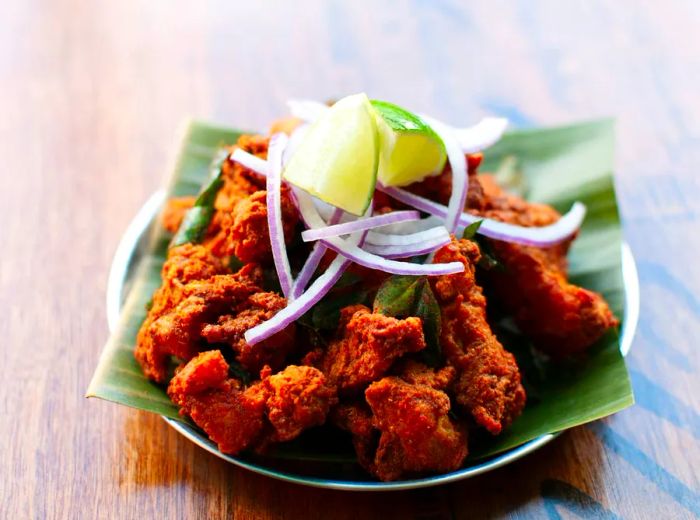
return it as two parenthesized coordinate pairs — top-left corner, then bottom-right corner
(168, 352), (336, 454)
(431, 239), (526, 434)
(365, 377), (468, 481)
(321, 305), (426, 395)
(476, 175), (619, 356)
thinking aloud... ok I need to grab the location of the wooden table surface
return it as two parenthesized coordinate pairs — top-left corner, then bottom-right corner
(2, 1), (699, 518)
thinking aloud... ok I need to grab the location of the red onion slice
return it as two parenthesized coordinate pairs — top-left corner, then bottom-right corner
(266, 133), (294, 298)
(454, 117), (508, 153)
(293, 187), (463, 276)
(231, 149), (270, 176)
(364, 233), (452, 259)
(378, 184), (586, 247)
(291, 207), (344, 299)
(301, 210), (420, 242)
(244, 251), (353, 345)
(365, 224), (449, 246)
(421, 115), (467, 234)
(246, 210), (367, 346)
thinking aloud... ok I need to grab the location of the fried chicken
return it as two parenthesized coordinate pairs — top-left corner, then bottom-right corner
(159, 134), (298, 261)
(364, 376), (468, 481)
(330, 401), (377, 469)
(168, 352), (336, 454)
(201, 291), (297, 373)
(252, 365), (337, 443)
(431, 238), (526, 435)
(135, 247), (293, 382)
(135, 244), (230, 382)
(226, 187), (299, 263)
(320, 305), (426, 395)
(475, 175), (619, 356)
(392, 359), (456, 391)
(168, 350), (267, 454)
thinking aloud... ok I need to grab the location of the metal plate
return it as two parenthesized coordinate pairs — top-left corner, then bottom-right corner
(107, 190), (639, 491)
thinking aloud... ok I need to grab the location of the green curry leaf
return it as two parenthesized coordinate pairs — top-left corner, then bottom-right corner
(171, 149), (228, 247)
(374, 275), (442, 366)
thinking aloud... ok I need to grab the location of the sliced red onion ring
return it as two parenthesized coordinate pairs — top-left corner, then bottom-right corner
(454, 117), (508, 154)
(246, 211), (367, 345)
(365, 225), (449, 246)
(291, 207), (344, 299)
(420, 115), (467, 234)
(266, 133), (294, 298)
(301, 210), (420, 242)
(364, 233), (452, 259)
(456, 203), (587, 246)
(368, 215), (445, 236)
(293, 187), (463, 276)
(231, 149), (270, 176)
(378, 184), (586, 247)
(245, 250), (352, 345)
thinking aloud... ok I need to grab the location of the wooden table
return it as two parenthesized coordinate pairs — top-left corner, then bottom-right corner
(2, 1), (699, 518)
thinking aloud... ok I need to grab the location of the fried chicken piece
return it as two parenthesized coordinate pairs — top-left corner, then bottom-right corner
(364, 377), (468, 481)
(135, 244), (230, 382)
(476, 175), (619, 356)
(201, 291), (297, 372)
(393, 359), (456, 391)
(321, 305), (426, 395)
(169, 354), (337, 455)
(167, 351), (267, 454)
(146, 274), (261, 370)
(135, 255), (275, 383)
(226, 187), (300, 263)
(252, 365), (337, 443)
(431, 239), (526, 435)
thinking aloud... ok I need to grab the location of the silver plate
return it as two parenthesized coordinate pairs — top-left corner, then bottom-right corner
(107, 190), (639, 491)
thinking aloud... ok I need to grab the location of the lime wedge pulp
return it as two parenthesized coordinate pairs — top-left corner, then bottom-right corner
(371, 100), (446, 187)
(282, 93), (379, 216)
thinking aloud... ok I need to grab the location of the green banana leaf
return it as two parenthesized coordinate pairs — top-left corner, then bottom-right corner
(87, 118), (633, 465)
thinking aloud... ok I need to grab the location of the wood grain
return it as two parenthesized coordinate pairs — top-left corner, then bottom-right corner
(1, 0), (698, 518)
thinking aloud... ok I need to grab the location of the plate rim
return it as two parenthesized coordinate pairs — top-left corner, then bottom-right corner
(106, 189), (639, 491)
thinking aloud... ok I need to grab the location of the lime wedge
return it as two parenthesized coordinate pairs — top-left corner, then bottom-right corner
(371, 100), (446, 187)
(282, 93), (379, 216)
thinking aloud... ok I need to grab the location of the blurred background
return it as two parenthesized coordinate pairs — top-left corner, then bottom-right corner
(1, 1), (698, 518)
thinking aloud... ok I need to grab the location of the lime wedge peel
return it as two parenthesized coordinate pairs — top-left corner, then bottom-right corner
(370, 100), (447, 187)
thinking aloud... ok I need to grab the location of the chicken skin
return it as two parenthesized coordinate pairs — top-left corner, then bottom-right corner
(431, 238), (526, 435)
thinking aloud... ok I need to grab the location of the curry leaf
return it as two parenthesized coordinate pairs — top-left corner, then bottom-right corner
(462, 220), (483, 240)
(374, 275), (442, 366)
(171, 150), (228, 247)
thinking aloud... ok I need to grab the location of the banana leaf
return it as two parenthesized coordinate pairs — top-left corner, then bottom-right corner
(87, 118), (633, 464)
